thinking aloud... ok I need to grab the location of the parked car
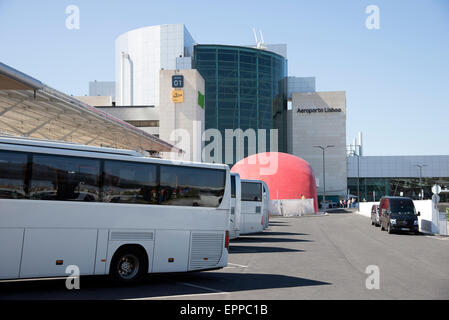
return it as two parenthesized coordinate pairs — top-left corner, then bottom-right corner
(378, 196), (420, 234)
(320, 201), (331, 209)
(371, 204), (380, 226)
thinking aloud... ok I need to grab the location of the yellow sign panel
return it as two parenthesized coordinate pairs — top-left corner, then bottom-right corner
(171, 89), (184, 103)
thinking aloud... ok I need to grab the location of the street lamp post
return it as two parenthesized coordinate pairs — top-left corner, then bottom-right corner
(414, 164), (428, 200)
(350, 151), (360, 212)
(314, 145), (334, 213)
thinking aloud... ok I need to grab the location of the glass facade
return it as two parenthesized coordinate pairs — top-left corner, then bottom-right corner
(348, 177), (449, 202)
(193, 45), (287, 165)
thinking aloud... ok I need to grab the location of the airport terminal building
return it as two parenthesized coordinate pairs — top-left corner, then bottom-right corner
(79, 23), (448, 203)
(347, 155), (449, 202)
(78, 23), (349, 202)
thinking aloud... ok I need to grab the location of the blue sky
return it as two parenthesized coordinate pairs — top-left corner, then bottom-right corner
(0, 0), (448, 156)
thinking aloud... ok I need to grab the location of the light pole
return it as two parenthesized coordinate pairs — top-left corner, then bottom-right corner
(314, 145), (334, 213)
(414, 164), (428, 199)
(350, 151), (360, 212)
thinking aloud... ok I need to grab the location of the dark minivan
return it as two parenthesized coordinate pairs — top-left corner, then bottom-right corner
(379, 196), (420, 234)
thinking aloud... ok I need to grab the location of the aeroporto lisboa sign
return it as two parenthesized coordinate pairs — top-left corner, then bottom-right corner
(296, 107), (343, 114)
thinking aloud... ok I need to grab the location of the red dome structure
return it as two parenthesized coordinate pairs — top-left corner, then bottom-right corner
(231, 152), (318, 213)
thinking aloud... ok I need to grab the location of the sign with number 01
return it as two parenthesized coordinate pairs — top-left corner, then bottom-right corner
(172, 75), (184, 88)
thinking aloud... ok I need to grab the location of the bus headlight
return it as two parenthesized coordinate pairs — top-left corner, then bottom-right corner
(390, 219), (397, 225)
(414, 220), (418, 225)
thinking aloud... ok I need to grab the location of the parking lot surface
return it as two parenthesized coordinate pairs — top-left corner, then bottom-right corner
(1, 212), (449, 300)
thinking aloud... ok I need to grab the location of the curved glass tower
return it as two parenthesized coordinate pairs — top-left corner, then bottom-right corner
(193, 45), (287, 165)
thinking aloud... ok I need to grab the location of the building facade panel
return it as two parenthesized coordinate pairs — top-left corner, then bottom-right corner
(115, 24), (195, 107)
(89, 81), (116, 101)
(159, 69), (205, 162)
(95, 106), (160, 136)
(348, 155), (449, 178)
(245, 44), (287, 59)
(348, 155), (449, 201)
(287, 77), (316, 99)
(288, 91), (347, 201)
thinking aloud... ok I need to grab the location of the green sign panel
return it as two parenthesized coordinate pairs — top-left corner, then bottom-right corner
(198, 91), (204, 109)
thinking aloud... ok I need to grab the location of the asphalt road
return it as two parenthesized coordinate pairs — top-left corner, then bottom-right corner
(1, 212), (449, 300)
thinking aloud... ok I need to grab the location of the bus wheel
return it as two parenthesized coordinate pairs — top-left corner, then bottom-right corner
(110, 246), (147, 284)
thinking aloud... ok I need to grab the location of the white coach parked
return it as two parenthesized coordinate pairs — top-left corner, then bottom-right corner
(229, 172), (242, 240)
(0, 136), (231, 283)
(239, 179), (264, 235)
(262, 181), (270, 229)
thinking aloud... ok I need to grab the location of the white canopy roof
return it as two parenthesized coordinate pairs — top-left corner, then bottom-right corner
(0, 62), (180, 154)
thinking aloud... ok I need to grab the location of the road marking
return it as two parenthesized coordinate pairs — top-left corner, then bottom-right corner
(129, 291), (227, 300)
(0, 277), (67, 283)
(179, 282), (226, 293)
(425, 235), (449, 241)
(227, 263), (248, 268)
(128, 281), (228, 300)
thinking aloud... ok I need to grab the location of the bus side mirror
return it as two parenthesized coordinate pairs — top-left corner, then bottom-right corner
(417, 212), (421, 216)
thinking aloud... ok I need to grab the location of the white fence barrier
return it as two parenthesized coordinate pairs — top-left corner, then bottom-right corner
(269, 199), (315, 216)
(359, 202), (377, 218)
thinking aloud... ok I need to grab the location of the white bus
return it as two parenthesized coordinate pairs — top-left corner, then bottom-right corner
(229, 172), (241, 240)
(239, 179), (264, 235)
(262, 181), (270, 230)
(0, 136), (231, 283)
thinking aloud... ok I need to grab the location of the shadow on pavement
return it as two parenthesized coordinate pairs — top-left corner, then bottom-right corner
(232, 236), (312, 244)
(166, 271), (331, 294)
(229, 245), (304, 254)
(267, 222), (292, 227)
(0, 272), (330, 300)
(325, 208), (355, 214)
(258, 231), (309, 236)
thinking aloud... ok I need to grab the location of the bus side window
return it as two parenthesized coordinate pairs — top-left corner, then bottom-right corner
(103, 160), (158, 204)
(231, 175), (236, 198)
(29, 154), (100, 202)
(0, 150), (28, 199)
(159, 165), (225, 208)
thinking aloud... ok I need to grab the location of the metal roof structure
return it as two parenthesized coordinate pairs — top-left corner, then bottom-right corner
(0, 62), (180, 154)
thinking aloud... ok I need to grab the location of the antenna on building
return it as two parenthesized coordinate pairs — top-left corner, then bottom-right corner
(347, 132), (363, 156)
(252, 27), (266, 49)
(259, 30), (265, 46)
(358, 131), (363, 156)
(252, 28), (258, 45)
